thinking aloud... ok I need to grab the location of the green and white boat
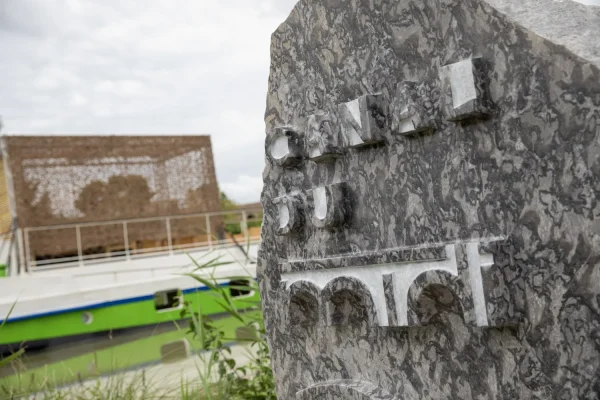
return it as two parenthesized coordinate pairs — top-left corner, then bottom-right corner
(0, 135), (263, 356)
(0, 209), (262, 355)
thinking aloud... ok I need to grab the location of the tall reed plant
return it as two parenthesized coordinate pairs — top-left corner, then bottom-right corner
(180, 248), (275, 400)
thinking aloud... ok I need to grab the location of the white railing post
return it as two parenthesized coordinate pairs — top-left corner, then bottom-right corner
(241, 210), (249, 244)
(17, 228), (27, 275)
(166, 217), (173, 255)
(75, 226), (84, 267)
(24, 228), (32, 272)
(123, 222), (130, 260)
(205, 214), (212, 250)
(20, 209), (263, 269)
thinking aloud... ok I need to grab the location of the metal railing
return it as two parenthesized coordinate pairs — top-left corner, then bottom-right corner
(22, 208), (263, 272)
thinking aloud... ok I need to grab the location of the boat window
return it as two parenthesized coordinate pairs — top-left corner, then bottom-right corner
(229, 279), (252, 297)
(81, 312), (94, 325)
(154, 289), (182, 311)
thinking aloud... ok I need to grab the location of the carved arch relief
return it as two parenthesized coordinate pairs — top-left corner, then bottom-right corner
(288, 280), (321, 326)
(406, 269), (471, 326)
(322, 276), (379, 326)
(281, 240), (519, 328)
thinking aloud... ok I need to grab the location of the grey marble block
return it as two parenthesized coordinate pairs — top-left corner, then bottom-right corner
(259, 0), (600, 398)
(339, 94), (387, 147)
(439, 57), (491, 121)
(390, 80), (439, 136)
(307, 112), (342, 162)
(266, 126), (304, 168)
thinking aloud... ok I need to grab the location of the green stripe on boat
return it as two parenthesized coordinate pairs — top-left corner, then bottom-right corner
(0, 289), (260, 346)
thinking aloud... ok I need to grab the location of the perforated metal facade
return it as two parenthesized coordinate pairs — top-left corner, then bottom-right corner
(2, 136), (221, 260)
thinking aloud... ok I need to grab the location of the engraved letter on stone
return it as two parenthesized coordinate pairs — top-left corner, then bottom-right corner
(273, 194), (304, 235)
(266, 127), (304, 167)
(390, 81), (437, 136)
(339, 94), (387, 148)
(439, 57), (490, 121)
(306, 112), (341, 162)
(308, 182), (348, 229)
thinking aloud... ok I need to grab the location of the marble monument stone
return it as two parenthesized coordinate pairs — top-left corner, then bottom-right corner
(259, 0), (600, 398)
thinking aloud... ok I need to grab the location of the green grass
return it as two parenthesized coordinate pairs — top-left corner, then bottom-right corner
(1, 369), (208, 400)
(0, 246), (274, 400)
(0, 302), (25, 373)
(224, 220), (262, 235)
(180, 252), (275, 400)
(0, 314), (253, 396)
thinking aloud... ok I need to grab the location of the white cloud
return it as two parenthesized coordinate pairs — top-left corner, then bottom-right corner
(220, 174), (265, 204)
(5, 0), (593, 206)
(0, 0), (297, 203)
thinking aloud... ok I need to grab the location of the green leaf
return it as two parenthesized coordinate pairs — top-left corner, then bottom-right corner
(0, 298), (18, 331)
(183, 273), (221, 292)
(0, 348), (25, 368)
(187, 253), (233, 271)
(226, 358), (236, 369)
(215, 300), (245, 323)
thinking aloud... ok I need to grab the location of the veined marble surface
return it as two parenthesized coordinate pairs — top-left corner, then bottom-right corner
(259, 0), (600, 398)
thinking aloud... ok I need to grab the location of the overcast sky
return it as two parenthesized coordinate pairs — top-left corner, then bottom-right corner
(0, 0), (598, 205)
(0, 0), (297, 204)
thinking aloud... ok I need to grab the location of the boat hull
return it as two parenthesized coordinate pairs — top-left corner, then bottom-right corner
(0, 244), (260, 355)
(0, 283), (259, 356)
